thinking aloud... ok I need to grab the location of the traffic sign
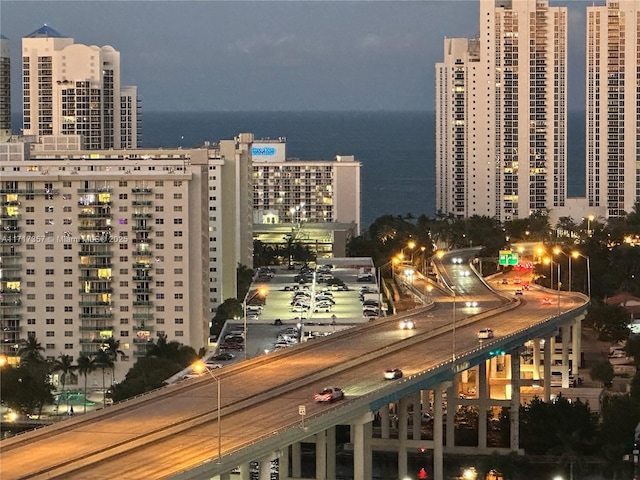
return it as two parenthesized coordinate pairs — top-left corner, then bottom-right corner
(499, 250), (519, 266)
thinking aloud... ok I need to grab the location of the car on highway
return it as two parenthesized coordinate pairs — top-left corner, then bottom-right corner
(465, 300), (479, 307)
(203, 362), (223, 370)
(514, 289), (523, 295)
(212, 352), (234, 361)
(477, 328), (494, 339)
(384, 368), (403, 380)
(399, 319), (415, 330)
(522, 283), (530, 291)
(541, 296), (553, 305)
(314, 387), (344, 403)
(501, 278), (508, 285)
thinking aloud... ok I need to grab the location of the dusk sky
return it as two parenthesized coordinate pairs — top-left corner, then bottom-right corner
(2, 1), (593, 112)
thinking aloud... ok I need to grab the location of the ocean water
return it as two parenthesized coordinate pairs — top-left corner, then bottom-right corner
(12, 110), (586, 230)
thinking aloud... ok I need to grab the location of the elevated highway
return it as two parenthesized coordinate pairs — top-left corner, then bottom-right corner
(0, 251), (589, 480)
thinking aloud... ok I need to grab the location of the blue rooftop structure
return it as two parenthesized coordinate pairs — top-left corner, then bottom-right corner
(25, 25), (67, 38)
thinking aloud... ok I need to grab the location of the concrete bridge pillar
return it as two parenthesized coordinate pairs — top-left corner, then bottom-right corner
(214, 473), (230, 480)
(258, 454), (275, 480)
(326, 425), (336, 479)
(532, 338), (541, 380)
(291, 442), (302, 478)
(315, 429), (327, 480)
(543, 336), (551, 402)
(445, 382), (455, 448)
(573, 316), (582, 372)
(238, 462), (251, 480)
(433, 383), (449, 480)
(279, 446), (290, 480)
(478, 361), (488, 449)
(351, 412), (374, 480)
(398, 396), (409, 478)
(509, 348), (521, 452)
(380, 403), (390, 439)
(561, 325), (571, 388)
(411, 391), (421, 440)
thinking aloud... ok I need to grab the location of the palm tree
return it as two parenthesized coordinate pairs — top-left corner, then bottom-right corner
(94, 350), (114, 407)
(18, 336), (45, 365)
(76, 354), (97, 414)
(52, 354), (77, 414)
(102, 337), (124, 382)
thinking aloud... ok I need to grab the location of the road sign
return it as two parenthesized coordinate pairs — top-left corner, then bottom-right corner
(298, 405), (306, 416)
(499, 250), (519, 266)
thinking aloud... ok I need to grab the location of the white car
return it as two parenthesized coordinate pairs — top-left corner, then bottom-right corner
(399, 319), (415, 330)
(477, 328), (494, 339)
(465, 301), (479, 307)
(314, 387), (344, 403)
(384, 368), (403, 380)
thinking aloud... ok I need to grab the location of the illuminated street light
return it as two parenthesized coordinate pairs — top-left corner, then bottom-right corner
(553, 247), (572, 291)
(192, 362), (222, 464)
(451, 285), (457, 361)
(587, 214), (594, 237)
(243, 287), (267, 361)
(572, 251), (591, 298)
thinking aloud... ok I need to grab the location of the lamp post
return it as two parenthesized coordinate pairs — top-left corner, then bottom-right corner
(553, 247), (572, 291)
(193, 362), (222, 464)
(451, 285), (457, 362)
(572, 251), (591, 298)
(242, 288), (267, 361)
(544, 257), (554, 290)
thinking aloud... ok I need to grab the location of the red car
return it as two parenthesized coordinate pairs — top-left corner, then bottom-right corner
(314, 387), (344, 403)
(541, 297), (552, 305)
(523, 283), (530, 291)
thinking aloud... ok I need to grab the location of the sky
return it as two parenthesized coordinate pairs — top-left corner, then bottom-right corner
(2, 0), (593, 112)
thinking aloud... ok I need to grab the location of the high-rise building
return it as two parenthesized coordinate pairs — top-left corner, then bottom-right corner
(0, 34), (10, 141)
(585, 0), (640, 218)
(0, 143), (251, 382)
(436, 0), (567, 221)
(21, 25), (140, 150)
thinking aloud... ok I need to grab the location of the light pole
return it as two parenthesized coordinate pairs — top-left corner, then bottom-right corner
(242, 288), (267, 361)
(451, 285), (457, 362)
(553, 247), (572, 291)
(572, 251), (591, 298)
(193, 362), (221, 464)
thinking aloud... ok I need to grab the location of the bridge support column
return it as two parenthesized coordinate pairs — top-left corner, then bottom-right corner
(291, 442), (302, 478)
(352, 412), (373, 480)
(279, 446), (290, 480)
(509, 348), (521, 452)
(411, 392), (421, 440)
(561, 325), (571, 388)
(238, 462), (251, 480)
(380, 403), (390, 439)
(478, 361), (488, 449)
(445, 382), (455, 448)
(573, 316), (582, 372)
(315, 430), (327, 480)
(532, 339), (541, 380)
(433, 383), (449, 480)
(326, 426), (336, 479)
(258, 454), (275, 480)
(214, 473), (230, 480)
(543, 336), (551, 402)
(397, 396), (409, 478)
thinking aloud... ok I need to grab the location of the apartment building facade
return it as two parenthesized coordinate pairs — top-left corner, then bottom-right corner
(436, 0), (567, 221)
(0, 144), (250, 383)
(585, 0), (640, 218)
(21, 25), (140, 150)
(0, 34), (10, 141)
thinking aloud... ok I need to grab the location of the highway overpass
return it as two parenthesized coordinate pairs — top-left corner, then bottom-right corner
(0, 251), (589, 480)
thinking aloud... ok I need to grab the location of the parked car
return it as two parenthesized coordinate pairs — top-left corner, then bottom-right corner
(212, 352), (234, 361)
(363, 309), (379, 318)
(314, 387), (344, 403)
(220, 342), (243, 350)
(384, 368), (403, 380)
(203, 362), (223, 370)
(477, 328), (494, 339)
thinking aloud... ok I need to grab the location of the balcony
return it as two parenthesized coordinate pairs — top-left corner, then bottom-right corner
(79, 338), (105, 345)
(133, 337), (154, 344)
(79, 313), (114, 320)
(78, 225), (113, 232)
(78, 276), (113, 282)
(133, 300), (152, 307)
(133, 324), (154, 331)
(0, 263), (21, 270)
(1, 276), (20, 282)
(132, 275), (152, 281)
(79, 301), (112, 307)
(132, 213), (152, 219)
(0, 300), (21, 307)
(0, 251), (21, 257)
(78, 263), (113, 270)
(78, 212), (113, 219)
(79, 325), (106, 332)
(78, 201), (112, 207)
(132, 262), (151, 270)
(131, 188), (152, 194)
(133, 313), (153, 320)
(77, 188), (112, 194)
(0, 188), (58, 195)
(78, 251), (113, 257)
(0, 313), (21, 321)
(132, 238), (152, 245)
(1, 200), (20, 206)
(0, 325), (22, 333)
(132, 250), (152, 257)
(0, 214), (20, 220)
(131, 225), (152, 232)
(0, 289), (20, 295)
(132, 288), (152, 294)
(132, 200), (152, 207)
(78, 288), (113, 294)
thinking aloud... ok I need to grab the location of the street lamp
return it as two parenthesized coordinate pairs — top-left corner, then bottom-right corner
(451, 285), (457, 362)
(243, 288), (267, 361)
(192, 362), (222, 464)
(545, 257), (561, 315)
(572, 251), (591, 298)
(587, 214), (594, 237)
(553, 247), (572, 291)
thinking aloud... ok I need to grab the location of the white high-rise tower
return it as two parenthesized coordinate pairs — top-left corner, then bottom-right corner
(436, 0), (567, 221)
(22, 25), (139, 149)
